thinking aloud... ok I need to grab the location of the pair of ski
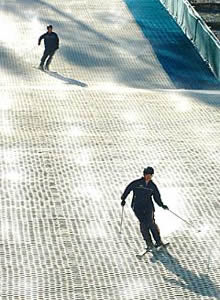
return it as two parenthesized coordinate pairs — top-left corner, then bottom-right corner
(136, 242), (170, 259)
(34, 66), (57, 74)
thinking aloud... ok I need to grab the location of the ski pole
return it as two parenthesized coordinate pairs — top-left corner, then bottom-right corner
(168, 209), (201, 232)
(119, 206), (124, 234)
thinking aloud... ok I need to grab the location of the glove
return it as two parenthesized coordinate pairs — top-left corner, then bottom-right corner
(121, 199), (126, 206)
(162, 205), (169, 210)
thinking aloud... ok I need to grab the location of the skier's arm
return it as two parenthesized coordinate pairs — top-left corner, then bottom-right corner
(56, 34), (59, 49)
(121, 180), (136, 206)
(153, 185), (168, 209)
(38, 34), (45, 46)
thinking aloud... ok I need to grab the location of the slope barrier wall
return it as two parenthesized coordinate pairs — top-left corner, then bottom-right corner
(160, 0), (220, 79)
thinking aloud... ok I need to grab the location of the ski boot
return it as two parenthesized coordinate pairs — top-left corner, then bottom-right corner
(145, 242), (154, 252)
(136, 243), (154, 259)
(155, 241), (169, 250)
(38, 65), (44, 71)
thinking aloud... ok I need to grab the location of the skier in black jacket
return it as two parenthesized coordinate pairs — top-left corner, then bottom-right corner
(38, 25), (59, 71)
(121, 167), (169, 250)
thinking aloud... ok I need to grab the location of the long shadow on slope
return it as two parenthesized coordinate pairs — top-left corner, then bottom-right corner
(150, 249), (220, 298)
(45, 71), (88, 87)
(3, 0), (115, 45)
(61, 45), (115, 67)
(0, 49), (19, 73)
(124, 0), (220, 90)
(184, 91), (220, 107)
(38, 0), (116, 44)
(0, 45), (36, 81)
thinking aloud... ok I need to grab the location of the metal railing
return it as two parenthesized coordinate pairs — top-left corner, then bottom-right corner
(160, 0), (220, 79)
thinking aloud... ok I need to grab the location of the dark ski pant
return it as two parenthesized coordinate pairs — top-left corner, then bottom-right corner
(134, 209), (162, 246)
(40, 49), (56, 67)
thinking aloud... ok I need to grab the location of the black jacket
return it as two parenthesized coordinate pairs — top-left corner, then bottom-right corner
(121, 177), (164, 212)
(38, 32), (59, 51)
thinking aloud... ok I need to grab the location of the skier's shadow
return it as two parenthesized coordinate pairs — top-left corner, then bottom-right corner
(46, 71), (88, 87)
(150, 249), (220, 298)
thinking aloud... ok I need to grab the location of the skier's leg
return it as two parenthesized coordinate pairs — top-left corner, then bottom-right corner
(45, 50), (56, 69)
(134, 208), (153, 248)
(148, 212), (163, 244)
(151, 223), (162, 243)
(140, 222), (153, 247)
(40, 50), (49, 67)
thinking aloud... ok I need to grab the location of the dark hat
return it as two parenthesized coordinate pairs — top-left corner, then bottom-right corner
(47, 25), (53, 29)
(143, 167), (154, 175)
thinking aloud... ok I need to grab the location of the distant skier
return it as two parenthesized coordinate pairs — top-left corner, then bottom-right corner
(38, 25), (59, 71)
(121, 167), (169, 250)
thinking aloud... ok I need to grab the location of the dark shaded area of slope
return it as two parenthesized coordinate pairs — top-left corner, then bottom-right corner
(124, 0), (220, 89)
